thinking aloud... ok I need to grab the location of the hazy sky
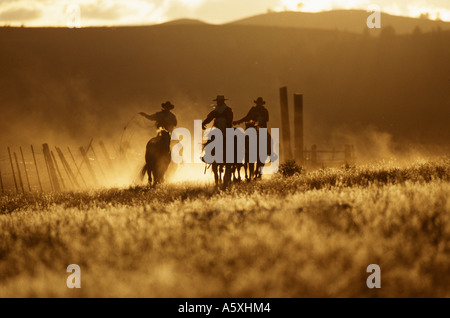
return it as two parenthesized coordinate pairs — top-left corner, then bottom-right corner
(0, 0), (449, 27)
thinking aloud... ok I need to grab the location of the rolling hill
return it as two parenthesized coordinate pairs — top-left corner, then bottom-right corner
(0, 13), (449, 157)
(231, 10), (450, 35)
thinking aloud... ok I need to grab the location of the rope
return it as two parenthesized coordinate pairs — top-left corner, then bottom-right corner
(119, 113), (139, 148)
(118, 113), (142, 158)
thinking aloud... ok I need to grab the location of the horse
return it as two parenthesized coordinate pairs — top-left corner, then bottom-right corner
(202, 125), (275, 187)
(141, 129), (171, 186)
(238, 121), (275, 180)
(202, 129), (232, 189)
(230, 133), (245, 182)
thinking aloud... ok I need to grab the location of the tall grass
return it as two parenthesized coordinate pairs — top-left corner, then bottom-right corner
(0, 159), (448, 297)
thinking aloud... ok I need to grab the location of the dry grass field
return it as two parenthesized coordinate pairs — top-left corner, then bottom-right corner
(0, 158), (449, 297)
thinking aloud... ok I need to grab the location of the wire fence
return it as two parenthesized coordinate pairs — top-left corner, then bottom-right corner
(0, 139), (356, 195)
(0, 140), (143, 195)
(302, 144), (356, 167)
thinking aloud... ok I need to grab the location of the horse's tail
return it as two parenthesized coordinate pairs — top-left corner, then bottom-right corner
(140, 163), (148, 180)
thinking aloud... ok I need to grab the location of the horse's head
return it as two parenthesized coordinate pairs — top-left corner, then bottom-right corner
(155, 128), (171, 152)
(245, 120), (260, 130)
(157, 128), (170, 139)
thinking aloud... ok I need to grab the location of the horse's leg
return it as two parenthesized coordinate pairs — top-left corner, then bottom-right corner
(154, 160), (162, 185)
(257, 156), (266, 179)
(222, 164), (232, 189)
(149, 160), (157, 186)
(231, 165), (238, 182)
(213, 164), (219, 186)
(144, 145), (151, 186)
(147, 168), (152, 186)
(223, 165), (226, 184)
(244, 134), (250, 181)
(219, 165), (223, 185)
(255, 163), (262, 179)
(155, 158), (167, 185)
(153, 169), (160, 186)
(249, 163), (255, 180)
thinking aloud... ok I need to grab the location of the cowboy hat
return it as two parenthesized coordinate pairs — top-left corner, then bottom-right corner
(161, 101), (175, 110)
(254, 97), (266, 105)
(213, 95), (228, 102)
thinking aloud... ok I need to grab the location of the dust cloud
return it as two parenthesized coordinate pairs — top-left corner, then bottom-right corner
(0, 13), (448, 190)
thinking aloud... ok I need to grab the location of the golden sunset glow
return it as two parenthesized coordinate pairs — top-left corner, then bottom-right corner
(0, 0), (449, 27)
(1, 0), (450, 300)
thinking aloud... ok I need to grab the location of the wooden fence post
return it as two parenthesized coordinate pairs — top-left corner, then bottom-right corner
(51, 150), (66, 190)
(43, 143), (61, 192)
(344, 145), (353, 164)
(20, 147), (32, 192)
(351, 145), (355, 162)
(294, 93), (303, 165)
(55, 148), (74, 189)
(44, 152), (54, 192)
(31, 145), (43, 192)
(13, 152), (25, 193)
(303, 145), (311, 165)
(75, 138), (93, 179)
(67, 147), (88, 188)
(311, 145), (317, 166)
(0, 169), (4, 194)
(279, 87), (293, 161)
(80, 146), (98, 186)
(56, 147), (80, 189)
(7, 147), (19, 194)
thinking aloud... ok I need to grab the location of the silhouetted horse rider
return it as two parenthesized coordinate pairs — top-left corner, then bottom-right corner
(139, 101), (177, 185)
(233, 97), (270, 180)
(233, 97), (269, 128)
(202, 95), (233, 188)
(139, 101), (177, 134)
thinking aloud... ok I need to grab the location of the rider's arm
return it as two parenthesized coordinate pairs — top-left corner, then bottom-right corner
(139, 112), (157, 121)
(226, 108), (234, 128)
(202, 110), (215, 129)
(233, 108), (252, 125)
